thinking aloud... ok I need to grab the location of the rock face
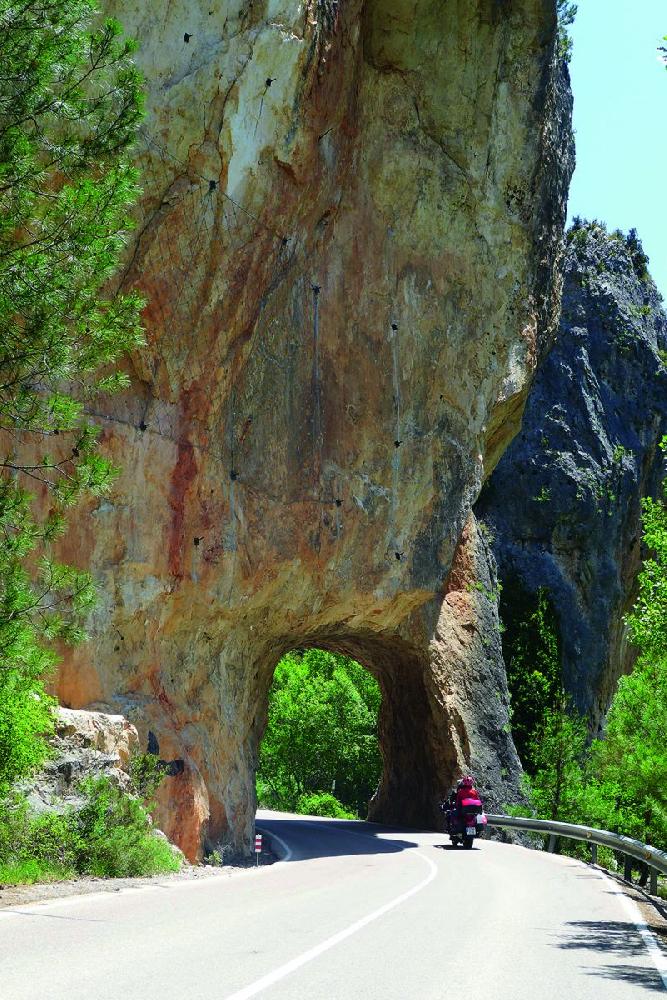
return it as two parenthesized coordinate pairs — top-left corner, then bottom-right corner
(24, 708), (139, 814)
(52, 0), (573, 858)
(476, 223), (667, 728)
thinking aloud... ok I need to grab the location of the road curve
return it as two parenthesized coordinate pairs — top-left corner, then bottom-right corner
(1, 810), (665, 999)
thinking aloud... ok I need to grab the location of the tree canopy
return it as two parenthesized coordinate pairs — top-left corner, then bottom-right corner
(257, 649), (382, 818)
(0, 0), (144, 792)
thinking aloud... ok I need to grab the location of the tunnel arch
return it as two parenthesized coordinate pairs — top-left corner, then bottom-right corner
(251, 628), (450, 834)
(182, 516), (525, 860)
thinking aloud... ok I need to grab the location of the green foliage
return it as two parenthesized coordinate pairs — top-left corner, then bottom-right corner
(0, 794), (76, 882)
(74, 776), (179, 877)
(524, 451), (667, 854)
(257, 648), (382, 817)
(0, 777), (180, 885)
(524, 703), (588, 823)
(586, 658), (667, 845)
(295, 792), (355, 819)
(0, 0), (144, 787)
(502, 587), (563, 772)
(625, 444), (667, 658)
(531, 486), (552, 503)
(556, 1), (577, 63)
(0, 665), (55, 796)
(624, 228), (650, 283)
(129, 751), (166, 801)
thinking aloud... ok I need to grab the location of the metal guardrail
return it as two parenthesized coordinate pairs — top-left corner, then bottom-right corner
(486, 814), (667, 895)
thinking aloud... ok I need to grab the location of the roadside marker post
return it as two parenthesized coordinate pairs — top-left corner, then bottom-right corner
(254, 833), (262, 866)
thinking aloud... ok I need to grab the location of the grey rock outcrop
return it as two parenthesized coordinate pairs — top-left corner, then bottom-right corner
(24, 708), (138, 813)
(476, 223), (667, 728)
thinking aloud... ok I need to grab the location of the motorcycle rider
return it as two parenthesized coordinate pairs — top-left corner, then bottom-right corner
(441, 776), (484, 827)
(455, 775), (483, 814)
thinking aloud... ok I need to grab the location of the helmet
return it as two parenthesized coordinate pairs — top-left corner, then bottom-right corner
(460, 775), (474, 788)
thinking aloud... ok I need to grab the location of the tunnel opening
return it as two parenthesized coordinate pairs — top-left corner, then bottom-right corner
(256, 648), (382, 819)
(253, 631), (444, 834)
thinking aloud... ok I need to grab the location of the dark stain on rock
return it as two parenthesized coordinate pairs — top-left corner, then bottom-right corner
(168, 437), (198, 579)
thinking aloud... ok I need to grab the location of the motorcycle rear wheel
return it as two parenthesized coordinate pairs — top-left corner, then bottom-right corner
(463, 834), (474, 849)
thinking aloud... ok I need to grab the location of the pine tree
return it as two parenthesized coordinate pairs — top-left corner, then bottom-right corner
(0, 0), (144, 790)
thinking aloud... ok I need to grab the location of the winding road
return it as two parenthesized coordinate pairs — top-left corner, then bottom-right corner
(1, 810), (666, 998)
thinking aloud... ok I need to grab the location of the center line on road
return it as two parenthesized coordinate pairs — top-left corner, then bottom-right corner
(222, 848), (438, 1000)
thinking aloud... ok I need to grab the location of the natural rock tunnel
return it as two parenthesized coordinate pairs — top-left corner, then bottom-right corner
(49, 0), (574, 858)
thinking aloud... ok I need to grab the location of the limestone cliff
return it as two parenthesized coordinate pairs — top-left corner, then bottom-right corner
(477, 223), (667, 730)
(52, 0), (573, 857)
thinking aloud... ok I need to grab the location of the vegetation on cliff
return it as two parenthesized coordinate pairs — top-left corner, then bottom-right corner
(257, 649), (382, 818)
(0, 0), (143, 789)
(556, 1), (577, 62)
(0, 0), (180, 883)
(0, 771), (179, 884)
(501, 587), (562, 772)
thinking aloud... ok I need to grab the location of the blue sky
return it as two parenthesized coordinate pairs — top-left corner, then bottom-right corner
(567, 0), (667, 298)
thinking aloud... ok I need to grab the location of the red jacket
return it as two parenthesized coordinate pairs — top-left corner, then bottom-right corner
(456, 787), (483, 811)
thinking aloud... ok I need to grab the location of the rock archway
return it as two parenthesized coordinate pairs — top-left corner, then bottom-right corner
(52, 0), (573, 858)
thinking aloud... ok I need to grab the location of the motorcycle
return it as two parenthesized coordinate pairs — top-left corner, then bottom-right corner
(441, 797), (487, 849)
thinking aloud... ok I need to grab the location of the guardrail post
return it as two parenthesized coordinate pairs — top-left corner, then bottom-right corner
(590, 843), (597, 865)
(650, 869), (658, 896)
(547, 834), (557, 853)
(623, 855), (633, 882)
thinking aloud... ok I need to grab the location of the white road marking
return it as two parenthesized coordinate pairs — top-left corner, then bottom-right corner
(598, 869), (667, 991)
(222, 848), (438, 1000)
(256, 827), (293, 864)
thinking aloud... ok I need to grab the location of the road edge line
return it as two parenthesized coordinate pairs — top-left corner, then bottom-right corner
(256, 827), (293, 864)
(222, 849), (438, 1000)
(598, 869), (667, 990)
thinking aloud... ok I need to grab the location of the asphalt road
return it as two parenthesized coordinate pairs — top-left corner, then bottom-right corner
(1, 810), (666, 999)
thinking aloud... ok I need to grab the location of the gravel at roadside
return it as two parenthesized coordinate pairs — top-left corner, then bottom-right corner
(0, 849), (278, 909)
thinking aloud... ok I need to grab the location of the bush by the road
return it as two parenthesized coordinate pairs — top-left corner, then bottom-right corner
(295, 792), (355, 819)
(0, 774), (180, 885)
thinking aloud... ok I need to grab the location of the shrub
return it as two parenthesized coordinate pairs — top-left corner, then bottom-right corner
(0, 777), (180, 885)
(129, 752), (166, 801)
(296, 792), (355, 819)
(74, 777), (179, 877)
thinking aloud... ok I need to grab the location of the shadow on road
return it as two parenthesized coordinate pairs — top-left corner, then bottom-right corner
(555, 920), (665, 993)
(433, 843), (481, 852)
(584, 964), (665, 993)
(258, 816), (431, 861)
